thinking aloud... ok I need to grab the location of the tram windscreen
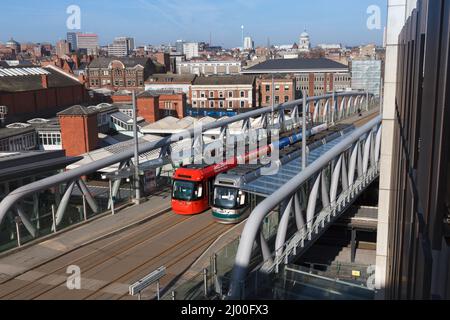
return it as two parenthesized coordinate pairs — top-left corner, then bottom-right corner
(214, 187), (239, 209)
(172, 180), (197, 201)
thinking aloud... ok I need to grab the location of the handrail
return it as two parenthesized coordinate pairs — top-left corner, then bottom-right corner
(229, 115), (382, 298)
(0, 91), (372, 225)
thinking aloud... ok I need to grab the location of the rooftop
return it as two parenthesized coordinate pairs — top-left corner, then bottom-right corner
(57, 105), (98, 116)
(242, 58), (348, 74)
(0, 66), (82, 93)
(146, 73), (197, 83)
(193, 75), (255, 86)
(88, 56), (151, 69)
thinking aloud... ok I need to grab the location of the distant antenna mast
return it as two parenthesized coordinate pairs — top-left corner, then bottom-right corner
(241, 25), (245, 47)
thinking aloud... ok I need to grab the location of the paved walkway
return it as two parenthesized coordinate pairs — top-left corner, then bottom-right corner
(0, 189), (172, 282)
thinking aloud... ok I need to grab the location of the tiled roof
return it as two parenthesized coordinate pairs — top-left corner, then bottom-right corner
(0, 67), (82, 92)
(57, 105), (98, 116)
(193, 75), (255, 86)
(242, 58), (348, 73)
(88, 57), (151, 68)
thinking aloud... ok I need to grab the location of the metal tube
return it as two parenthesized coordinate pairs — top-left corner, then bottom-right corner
(271, 75), (275, 127)
(229, 116), (381, 298)
(77, 179), (99, 213)
(82, 195), (87, 221)
(109, 179), (115, 215)
(203, 268), (208, 297)
(15, 218), (21, 247)
(51, 204), (56, 233)
(132, 90), (141, 203)
(156, 281), (160, 301)
(302, 91), (307, 170)
(0, 92), (373, 226)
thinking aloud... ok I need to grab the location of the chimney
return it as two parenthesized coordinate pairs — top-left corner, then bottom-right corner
(41, 74), (48, 89)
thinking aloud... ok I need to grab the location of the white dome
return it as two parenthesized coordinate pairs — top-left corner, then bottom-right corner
(300, 32), (309, 38)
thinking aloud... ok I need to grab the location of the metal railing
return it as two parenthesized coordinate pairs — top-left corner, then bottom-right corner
(0, 91), (373, 252)
(229, 115), (382, 299)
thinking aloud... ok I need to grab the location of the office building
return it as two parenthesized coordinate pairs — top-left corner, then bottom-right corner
(244, 37), (254, 51)
(76, 33), (99, 55)
(56, 40), (71, 58)
(376, 0), (450, 300)
(66, 32), (78, 51)
(108, 37), (135, 57)
(351, 60), (382, 97)
(183, 42), (199, 60)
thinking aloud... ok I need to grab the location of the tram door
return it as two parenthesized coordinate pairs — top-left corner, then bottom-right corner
(207, 179), (215, 207)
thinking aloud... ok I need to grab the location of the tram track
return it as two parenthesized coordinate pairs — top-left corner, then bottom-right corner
(0, 211), (230, 300)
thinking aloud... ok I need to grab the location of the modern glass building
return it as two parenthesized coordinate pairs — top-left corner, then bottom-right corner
(351, 60), (382, 98)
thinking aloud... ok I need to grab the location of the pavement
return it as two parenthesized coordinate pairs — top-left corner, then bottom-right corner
(0, 189), (172, 283)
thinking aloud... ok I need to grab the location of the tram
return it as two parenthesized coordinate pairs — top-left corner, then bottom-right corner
(171, 124), (329, 215)
(211, 124), (355, 223)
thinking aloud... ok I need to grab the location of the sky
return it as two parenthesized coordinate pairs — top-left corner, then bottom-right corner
(0, 0), (387, 48)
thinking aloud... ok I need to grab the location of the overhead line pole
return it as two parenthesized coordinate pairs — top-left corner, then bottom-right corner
(132, 90), (141, 203)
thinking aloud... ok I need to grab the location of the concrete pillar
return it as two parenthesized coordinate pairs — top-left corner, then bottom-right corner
(375, 0), (414, 299)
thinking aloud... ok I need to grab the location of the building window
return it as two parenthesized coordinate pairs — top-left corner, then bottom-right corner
(228, 91), (233, 98)
(219, 91), (224, 98)
(103, 70), (109, 76)
(209, 91), (214, 98)
(201, 101), (205, 108)
(228, 101), (233, 108)
(193, 101), (197, 107)
(265, 96), (270, 104)
(193, 91), (197, 98)
(164, 102), (172, 109)
(284, 96), (289, 103)
(240, 101), (245, 108)
(209, 101), (215, 108)
(38, 132), (61, 146)
(275, 96), (280, 104)
(265, 85), (270, 91)
(200, 91), (206, 98)
(284, 85), (290, 90)
(240, 91), (245, 98)
(275, 85), (280, 91)
(219, 101), (224, 108)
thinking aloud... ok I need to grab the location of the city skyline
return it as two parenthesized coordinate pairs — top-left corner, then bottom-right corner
(0, 0), (387, 48)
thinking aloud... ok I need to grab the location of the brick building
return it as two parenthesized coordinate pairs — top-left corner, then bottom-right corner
(136, 91), (186, 123)
(145, 74), (196, 104)
(57, 105), (99, 157)
(242, 58), (350, 97)
(190, 75), (256, 117)
(86, 57), (163, 92)
(0, 64), (88, 124)
(256, 75), (298, 107)
(178, 60), (241, 76)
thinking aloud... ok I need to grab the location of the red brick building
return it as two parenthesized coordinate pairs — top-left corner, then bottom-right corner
(0, 65), (89, 124)
(190, 75), (256, 113)
(86, 57), (164, 92)
(257, 75), (298, 107)
(136, 91), (186, 123)
(57, 105), (98, 157)
(242, 58), (351, 98)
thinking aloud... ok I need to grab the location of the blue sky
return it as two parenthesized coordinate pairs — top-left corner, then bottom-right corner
(0, 0), (387, 48)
